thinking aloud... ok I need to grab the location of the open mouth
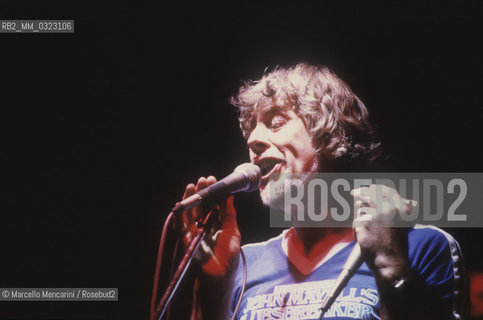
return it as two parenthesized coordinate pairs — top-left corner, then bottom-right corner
(257, 158), (284, 180)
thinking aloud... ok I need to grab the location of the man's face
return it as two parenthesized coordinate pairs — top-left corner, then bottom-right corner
(247, 107), (318, 207)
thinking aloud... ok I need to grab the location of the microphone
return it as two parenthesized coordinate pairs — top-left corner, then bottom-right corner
(171, 163), (261, 212)
(319, 244), (364, 318)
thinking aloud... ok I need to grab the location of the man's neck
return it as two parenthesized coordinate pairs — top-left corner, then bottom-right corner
(294, 227), (352, 255)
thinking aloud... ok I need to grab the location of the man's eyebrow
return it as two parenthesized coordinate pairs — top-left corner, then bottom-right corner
(259, 105), (288, 117)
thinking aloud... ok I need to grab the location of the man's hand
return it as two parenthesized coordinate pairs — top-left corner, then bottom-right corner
(351, 184), (411, 283)
(176, 175), (241, 277)
(175, 176), (241, 319)
(351, 184), (414, 320)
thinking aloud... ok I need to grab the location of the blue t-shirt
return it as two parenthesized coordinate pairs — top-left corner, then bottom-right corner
(230, 225), (464, 320)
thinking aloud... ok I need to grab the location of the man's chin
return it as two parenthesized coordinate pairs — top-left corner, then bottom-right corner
(259, 171), (316, 210)
(259, 180), (287, 210)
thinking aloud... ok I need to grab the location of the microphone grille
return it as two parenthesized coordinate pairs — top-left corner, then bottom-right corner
(234, 163), (261, 192)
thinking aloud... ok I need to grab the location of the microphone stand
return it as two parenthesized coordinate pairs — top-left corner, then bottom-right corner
(153, 208), (218, 320)
(319, 244), (364, 319)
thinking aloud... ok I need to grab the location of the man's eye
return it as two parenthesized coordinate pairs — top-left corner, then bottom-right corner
(268, 116), (287, 129)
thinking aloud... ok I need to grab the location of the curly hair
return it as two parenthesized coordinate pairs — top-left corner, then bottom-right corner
(230, 63), (382, 167)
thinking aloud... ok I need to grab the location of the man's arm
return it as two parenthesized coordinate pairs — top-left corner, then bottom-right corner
(176, 177), (241, 320)
(352, 185), (461, 320)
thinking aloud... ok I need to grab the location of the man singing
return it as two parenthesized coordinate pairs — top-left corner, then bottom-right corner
(177, 63), (466, 320)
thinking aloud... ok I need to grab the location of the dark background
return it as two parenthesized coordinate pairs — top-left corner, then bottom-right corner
(0, 0), (482, 319)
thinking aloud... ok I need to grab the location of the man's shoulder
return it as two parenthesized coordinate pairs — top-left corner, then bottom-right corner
(241, 230), (287, 251)
(408, 224), (459, 249)
(407, 224), (463, 279)
(233, 230), (290, 280)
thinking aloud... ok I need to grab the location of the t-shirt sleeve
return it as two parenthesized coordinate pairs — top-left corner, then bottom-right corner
(408, 225), (466, 319)
(229, 250), (246, 320)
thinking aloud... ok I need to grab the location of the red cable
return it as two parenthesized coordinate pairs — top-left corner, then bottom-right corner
(150, 211), (175, 320)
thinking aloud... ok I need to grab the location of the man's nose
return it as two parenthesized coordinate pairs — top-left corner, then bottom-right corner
(247, 124), (271, 155)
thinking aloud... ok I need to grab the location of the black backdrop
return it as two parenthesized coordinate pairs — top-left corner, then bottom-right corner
(1, 1), (482, 319)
